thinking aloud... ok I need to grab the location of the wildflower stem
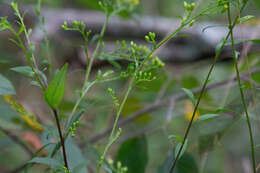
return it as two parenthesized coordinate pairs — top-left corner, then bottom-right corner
(52, 108), (69, 170)
(227, 3), (256, 172)
(97, 78), (134, 173)
(169, 2), (249, 172)
(69, 15), (110, 122)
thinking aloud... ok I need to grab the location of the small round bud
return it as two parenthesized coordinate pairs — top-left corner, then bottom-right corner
(148, 32), (156, 40)
(117, 161), (122, 169)
(224, 4), (228, 9)
(145, 35), (150, 43)
(184, 1), (188, 9)
(190, 3), (195, 10)
(108, 159), (114, 165)
(108, 88), (113, 93)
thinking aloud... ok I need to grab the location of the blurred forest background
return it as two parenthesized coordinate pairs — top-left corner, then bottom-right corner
(0, 0), (260, 173)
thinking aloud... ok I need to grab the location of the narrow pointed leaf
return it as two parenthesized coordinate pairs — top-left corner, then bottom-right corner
(45, 64), (68, 108)
(197, 114), (219, 121)
(181, 88), (195, 105)
(11, 66), (34, 78)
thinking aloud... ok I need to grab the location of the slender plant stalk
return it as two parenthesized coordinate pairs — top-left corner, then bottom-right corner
(97, 78), (134, 173)
(52, 109), (69, 170)
(69, 15), (110, 121)
(227, 4), (256, 172)
(169, 2), (249, 172)
(97, 13), (197, 172)
(14, 8), (47, 89)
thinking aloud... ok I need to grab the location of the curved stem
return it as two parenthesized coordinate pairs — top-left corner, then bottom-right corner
(169, 2), (249, 172)
(68, 15), (110, 121)
(227, 4), (256, 173)
(97, 78), (134, 173)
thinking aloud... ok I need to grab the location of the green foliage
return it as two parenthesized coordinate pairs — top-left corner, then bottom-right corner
(11, 66), (34, 78)
(45, 63), (68, 109)
(28, 157), (63, 168)
(0, 0), (258, 172)
(181, 88), (196, 105)
(115, 136), (148, 173)
(158, 151), (198, 173)
(197, 114), (219, 121)
(175, 140), (188, 159)
(0, 74), (16, 95)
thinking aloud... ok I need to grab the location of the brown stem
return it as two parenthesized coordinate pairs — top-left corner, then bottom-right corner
(52, 108), (69, 170)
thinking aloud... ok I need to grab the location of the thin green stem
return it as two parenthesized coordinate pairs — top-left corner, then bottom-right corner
(227, 4), (256, 173)
(84, 15), (109, 88)
(169, 2), (249, 172)
(97, 78), (134, 173)
(96, 11), (196, 173)
(12, 8), (47, 89)
(68, 15), (110, 121)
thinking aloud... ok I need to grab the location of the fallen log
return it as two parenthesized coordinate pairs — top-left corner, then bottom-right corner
(0, 3), (260, 65)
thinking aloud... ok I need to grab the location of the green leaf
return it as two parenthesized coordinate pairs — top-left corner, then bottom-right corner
(175, 140), (188, 159)
(45, 64), (68, 108)
(157, 151), (198, 173)
(28, 157), (63, 167)
(176, 152), (198, 173)
(181, 88), (195, 105)
(215, 108), (234, 113)
(65, 137), (87, 173)
(0, 74), (16, 95)
(239, 15), (254, 23)
(197, 114), (219, 121)
(115, 136), (148, 173)
(168, 135), (183, 143)
(11, 66), (34, 78)
(250, 39), (260, 43)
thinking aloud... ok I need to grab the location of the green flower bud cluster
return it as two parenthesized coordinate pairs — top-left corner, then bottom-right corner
(108, 160), (128, 173)
(184, 1), (195, 11)
(182, 2), (195, 24)
(129, 41), (138, 55)
(152, 57), (165, 68)
(70, 121), (79, 137)
(108, 88), (120, 109)
(61, 21), (91, 41)
(145, 32), (156, 44)
(0, 17), (11, 32)
(120, 63), (135, 78)
(99, 0), (115, 16)
(128, 41), (150, 58)
(135, 71), (156, 83)
(62, 166), (71, 173)
(217, 0), (229, 13)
